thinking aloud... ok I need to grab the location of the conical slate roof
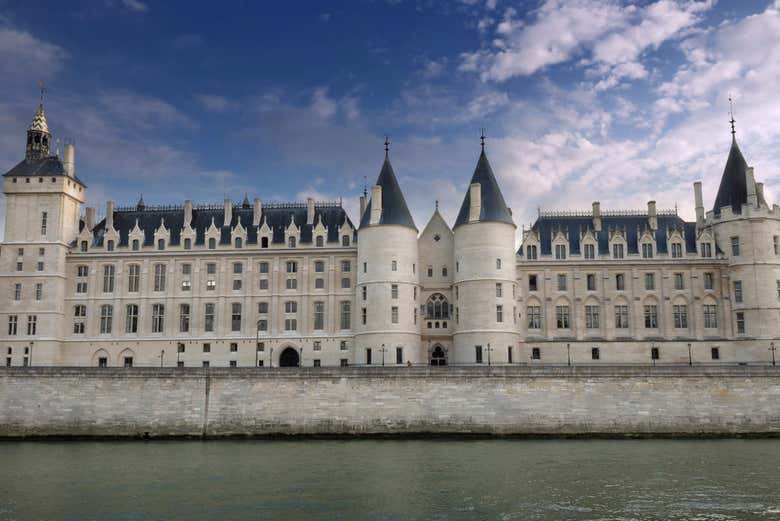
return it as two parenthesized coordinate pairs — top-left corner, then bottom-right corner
(454, 149), (514, 228)
(359, 155), (417, 230)
(29, 103), (49, 134)
(712, 136), (749, 215)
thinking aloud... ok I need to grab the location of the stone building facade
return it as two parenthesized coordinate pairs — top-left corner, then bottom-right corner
(2, 96), (779, 367)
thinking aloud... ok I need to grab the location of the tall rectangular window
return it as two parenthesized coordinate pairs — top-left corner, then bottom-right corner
(128, 264), (140, 292)
(614, 305), (629, 329)
(125, 304), (138, 333)
(396, 347), (403, 365)
(734, 281), (743, 303)
(528, 245), (538, 259)
(704, 272), (714, 290)
(616, 273), (625, 291)
(179, 304), (191, 333)
(673, 304), (688, 328)
(340, 301), (351, 330)
(556, 306), (570, 329)
(555, 244), (566, 259)
(736, 311), (745, 334)
(557, 274), (567, 291)
(99, 304), (113, 334)
(103, 265), (115, 293)
(496, 305), (503, 323)
(40, 211), (47, 235)
(152, 304), (165, 333)
(586, 274), (596, 291)
(73, 305), (86, 334)
(286, 261), (297, 273)
(613, 243), (624, 259)
(671, 243), (683, 258)
(774, 236), (779, 255)
(13, 283), (21, 301)
(496, 283), (502, 297)
(313, 301), (325, 330)
(585, 305), (599, 328)
(674, 273), (684, 290)
(391, 284), (399, 299)
(529, 274), (538, 291)
(391, 306), (399, 324)
(700, 242), (712, 257)
(154, 264), (166, 292)
(703, 305), (718, 328)
(645, 273), (655, 290)
(362, 307), (367, 325)
(730, 236), (740, 257)
(644, 305), (658, 328)
(8, 315), (18, 336)
(231, 303), (242, 332)
(527, 306), (541, 329)
(583, 244), (595, 259)
(27, 315), (37, 335)
(642, 243), (653, 258)
(475, 345), (483, 364)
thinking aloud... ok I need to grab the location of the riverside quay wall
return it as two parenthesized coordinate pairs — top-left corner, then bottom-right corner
(1, 366), (779, 437)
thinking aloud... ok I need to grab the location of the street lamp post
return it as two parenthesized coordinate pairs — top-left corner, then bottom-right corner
(566, 343), (571, 367)
(29, 341), (34, 367)
(687, 343), (692, 367)
(770, 342), (777, 367)
(651, 342), (656, 367)
(255, 320), (262, 368)
(486, 343), (493, 366)
(269, 347), (274, 368)
(299, 347), (303, 368)
(380, 344), (386, 366)
(160, 349), (165, 368)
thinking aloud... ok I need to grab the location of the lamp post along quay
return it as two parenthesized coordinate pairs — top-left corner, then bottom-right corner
(380, 344), (386, 366)
(486, 343), (494, 366)
(687, 343), (693, 367)
(566, 343), (571, 367)
(770, 342), (777, 367)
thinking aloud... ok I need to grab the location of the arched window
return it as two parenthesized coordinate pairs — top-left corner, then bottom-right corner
(235, 237), (243, 249)
(426, 293), (449, 320)
(208, 237), (216, 250)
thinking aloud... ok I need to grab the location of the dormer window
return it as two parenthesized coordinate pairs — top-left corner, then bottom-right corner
(132, 239), (139, 251)
(342, 235), (350, 247)
(208, 238), (216, 250)
(641, 243), (653, 258)
(613, 244), (624, 259)
(583, 244), (595, 259)
(107, 240), (115, 252)
(671, 242), (683, 258)
(184, 238), (191, 250)
(527, 245), (538, 260)
(700, 242), (712, 257)
(261, 237), (269, 248)
(555, 244), (566, 260)
(288, 236), (296, 248)
(316, 236), (324, 247)
(235, 237), (243, 249)
(157, 239), (165, 250)
(80, 241), (88, 252)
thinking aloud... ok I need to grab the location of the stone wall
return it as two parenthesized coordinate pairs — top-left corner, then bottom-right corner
(1, 366), (779, 437)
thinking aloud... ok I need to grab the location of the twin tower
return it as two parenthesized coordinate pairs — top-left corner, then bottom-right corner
(354, 142), (517, 365)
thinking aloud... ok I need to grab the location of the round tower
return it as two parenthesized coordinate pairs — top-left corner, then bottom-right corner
(706, 119), (780, 346)
(452, 137), (519, 364)
(354, 142), (422, 365)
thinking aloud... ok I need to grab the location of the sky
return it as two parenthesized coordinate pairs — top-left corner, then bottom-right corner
(1, 0), (779, 242)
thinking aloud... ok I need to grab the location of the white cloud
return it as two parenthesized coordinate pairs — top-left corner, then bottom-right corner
(0, 27), (67, 83)
(121, 0), (148, 12)
(195, 94), (230, 112)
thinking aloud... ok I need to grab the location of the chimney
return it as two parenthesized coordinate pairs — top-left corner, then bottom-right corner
(85, 207), (95, 231)
(746, 167), (758, 207)
(369, 185), (382, 225)
(468, 183), (481, 223)
(307, 197), (315, 225)
(253, 199), (262, 227)
(63, 143), (75, 177)
(694, 182), (705, 226)
(756, 183), (765, 207)
(223, 198), (232, 227)
(359, 194), (367, 220)
(106, 201), (114, 231)
(592, 201), (602, 232)
(647, 200), (657, 231)
(184, 200), (193, 228)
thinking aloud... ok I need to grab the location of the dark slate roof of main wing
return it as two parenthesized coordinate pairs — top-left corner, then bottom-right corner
(359, 156), (417, 230)
(525, 214), (698, 256)
(454, 150), (514, 228)
(88, 204), (354, 247)
(2, 156), (87, 186)
(712, 137), (748, 216)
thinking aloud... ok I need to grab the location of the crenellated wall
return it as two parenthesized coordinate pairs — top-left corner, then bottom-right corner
(1, 366), (778, 437)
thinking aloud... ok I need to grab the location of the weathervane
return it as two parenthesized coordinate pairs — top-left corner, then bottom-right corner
(728, 94), (736, 136)
(38, 80), (45, 106)
(480, 128), (486, 151)
(384, 135), (390, 155)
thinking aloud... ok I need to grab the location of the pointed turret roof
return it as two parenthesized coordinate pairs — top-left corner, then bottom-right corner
(712, 135), (749, 215)
(29, 103), (49, 134)
(359, 152), (417, 230)
(454, 148), (514, 228)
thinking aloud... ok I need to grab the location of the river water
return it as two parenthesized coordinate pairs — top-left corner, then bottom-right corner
(1, 439), (779, 520)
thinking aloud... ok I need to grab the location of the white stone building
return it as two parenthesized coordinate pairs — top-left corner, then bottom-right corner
(2, 96), (779, 367)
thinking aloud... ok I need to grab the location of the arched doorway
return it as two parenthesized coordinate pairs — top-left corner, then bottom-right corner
(430, 345), (447, 366)
(279, 347), (300, 367)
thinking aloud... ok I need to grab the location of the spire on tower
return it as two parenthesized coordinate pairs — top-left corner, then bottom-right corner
(480, 128), (486, 151)
(26, 81), (51, 160)
(384, 135), (390, 156)
(729, 95), (736, 137)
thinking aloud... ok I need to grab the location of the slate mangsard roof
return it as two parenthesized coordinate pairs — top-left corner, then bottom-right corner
(2, 156), (87, 186)
(522, 212), (701, 256)
(712, 136), (749, 216)
(85, 202), (355, 248)
(359, 155), (417, 230)
(454, 149), (514, 228)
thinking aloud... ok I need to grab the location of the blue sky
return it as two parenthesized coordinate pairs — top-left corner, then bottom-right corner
(1, 0), (779, 240)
